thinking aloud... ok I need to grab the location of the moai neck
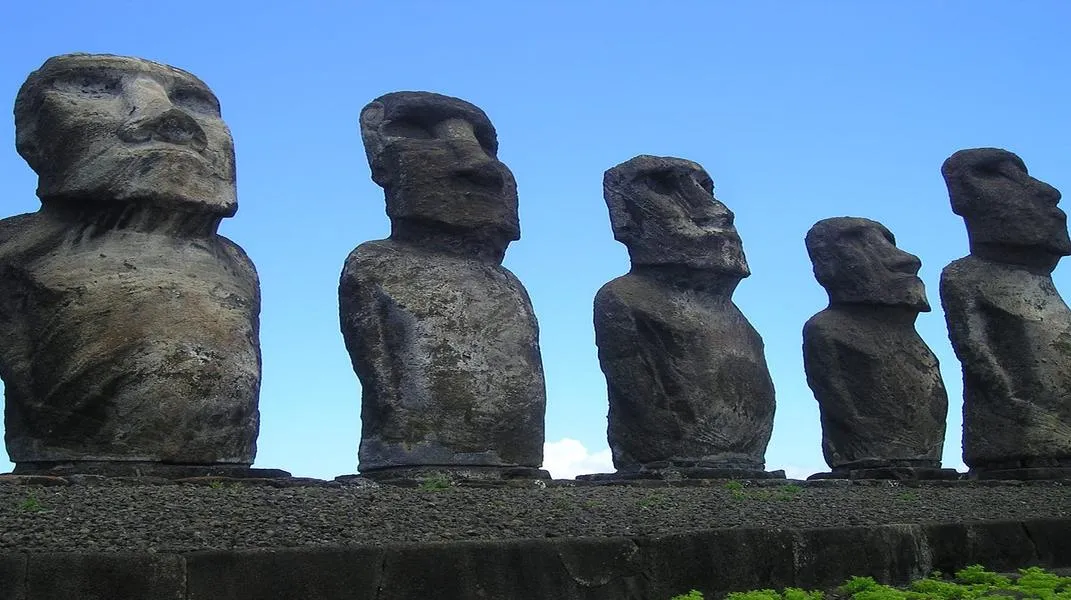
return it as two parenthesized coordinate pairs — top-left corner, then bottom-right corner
(968, 241), (1061, 275)
(828, 303), (921, 326)
(630, 264), (741, 298)
(391, 219), (508, 264)
(40, 198), (223, 238)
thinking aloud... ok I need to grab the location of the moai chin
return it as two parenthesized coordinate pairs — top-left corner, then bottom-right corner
(340, 91), (548, 480)
(0, 54), (267, 477)
(588, 154), (778, 479)
(803, 217), (954, 480)
(941, 148), (1071, 479)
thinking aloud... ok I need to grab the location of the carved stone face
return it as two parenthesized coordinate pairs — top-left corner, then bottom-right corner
(942, 148), (1071, 260)
(359, 92), (519, 252)
(603, 155), (749, 276)
(806, 217), (930, 311)
(15, 54), (236, 216)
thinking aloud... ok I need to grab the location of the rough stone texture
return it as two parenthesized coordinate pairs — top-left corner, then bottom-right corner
(578, 467), (786, 482)
(803, 217), (949, 475)
(2, 519), (1070, 599)
(0, 54), (261, 471)
(3, 478), (1071, 550)
(940, 148), (1071, 476)
(0, 554), (25, 600)
(25, 553), (185, 600)
(594, 155), (775, 474)
(340, 91), (546, 474)
(186, 548), (385, 600)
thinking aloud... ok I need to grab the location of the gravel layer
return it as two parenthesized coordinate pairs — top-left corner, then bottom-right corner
(1, 479), (1068, 553)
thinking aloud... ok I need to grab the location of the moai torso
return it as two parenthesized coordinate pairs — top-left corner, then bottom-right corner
(942, 256), (1071, 466)
(940, 148), (1071, 472)
(341, 238), (545, 468)
(341, 92), (546, 473)
(802, 217), (947, 471)
(804, 308), (946, 468)
(596, 272), (774, 468)
(594, 155), (774, 472)
(0, 211), (260, 464)
(1, 54), (261, 469)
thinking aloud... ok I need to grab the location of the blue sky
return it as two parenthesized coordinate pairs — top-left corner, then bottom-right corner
(1, 2), (1069, 479)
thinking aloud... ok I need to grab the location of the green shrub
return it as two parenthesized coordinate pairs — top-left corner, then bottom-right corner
(668, 565), (1071, 600)
(18, 493), (43, 512)
(418, 475), (451, 491)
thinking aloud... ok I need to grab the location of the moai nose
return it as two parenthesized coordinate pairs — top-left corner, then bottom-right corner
(118, 77), (208, 150)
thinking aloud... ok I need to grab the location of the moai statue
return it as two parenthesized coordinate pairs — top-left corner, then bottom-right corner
(340, 91), (547, 481)
(803, 217), (954, 480)
(0, 54), (272, 477)
(941, 148), (1071, 479)
(588, 155), (778, 479)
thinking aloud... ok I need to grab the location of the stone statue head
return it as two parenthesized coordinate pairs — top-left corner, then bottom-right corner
(603, 155), (749, 277)
(942, 148), (1071, 262)
(14, 54), (236, 217)
(806, 217), (930, 311)
(359, 91), (520, 253)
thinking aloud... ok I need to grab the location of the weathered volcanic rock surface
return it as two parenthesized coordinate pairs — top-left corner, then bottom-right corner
(340, 239), (545, 469)
(341, 91), (545, 473)
(1, 54), (261, 469)
(803, 217), (947, 471)
(0, 213), (261, 465)
(595, 155), (774, 472)
(940, 148), (1071, 472)
(0, 479), (1068, 553)
(942, 256), (1071, 467)
(596, 273), (775, 470)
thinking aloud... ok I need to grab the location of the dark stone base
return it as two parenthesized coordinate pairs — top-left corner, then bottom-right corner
(808, 467), (962, 481)
(12, 461), (291, 480)
(352, 465), (551, 487)
(577, 468), (786, 482)
(2, 519), (1070, 599)
(970, 467), (1071, 480)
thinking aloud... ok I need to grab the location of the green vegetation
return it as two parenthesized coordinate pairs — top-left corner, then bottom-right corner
(668, 565), (1071, 600)
(418, 474), (452, 491)
(723, 481), (802, 502)
(18, 492), (43, 512)
(638, 492), (669, 510)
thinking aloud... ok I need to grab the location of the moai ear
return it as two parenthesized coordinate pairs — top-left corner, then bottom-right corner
(603, 178), (639, 244)
(359, 101), (390, 187)
(13, 89), (43, 174)
(805, 219), (845, 292)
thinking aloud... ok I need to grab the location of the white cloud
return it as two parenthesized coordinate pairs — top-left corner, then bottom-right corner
(543, 438), (614, 480)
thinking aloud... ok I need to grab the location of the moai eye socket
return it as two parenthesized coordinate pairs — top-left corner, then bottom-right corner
(382, 117), (435, 140)
(51, 70), (122, 98)
(169, 86), (220, 116)
(642, 170), (677, 196)
(697, 175), (714, 195)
